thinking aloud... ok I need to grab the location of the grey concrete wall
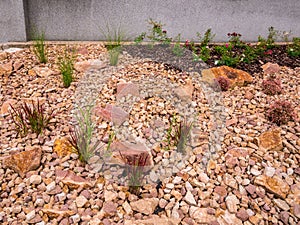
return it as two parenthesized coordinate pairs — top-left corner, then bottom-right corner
(0, 0), (27, 42)
(1, 0), (300, 43)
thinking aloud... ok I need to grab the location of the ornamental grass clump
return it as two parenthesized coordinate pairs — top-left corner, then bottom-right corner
(32, 31), (47, 63)
(266, 100), (297, 125)
(261, 77), (282, 95)
(9, 100), (54, 136)
(119, 151), (149, 195)
(58, 48), (76, 88)
(68, 106), (104, 163)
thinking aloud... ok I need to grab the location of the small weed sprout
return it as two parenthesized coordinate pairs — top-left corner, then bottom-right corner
(119, 151), (149, 195)
(69, 105), (104, 163)
(9, 100), (54, 136)
(142, 18), (172, 45)
(134, 32), (146, 45)
(58, 48), (76, 88)
(32, 31), (47, 63)
(266, 100), (296, 125)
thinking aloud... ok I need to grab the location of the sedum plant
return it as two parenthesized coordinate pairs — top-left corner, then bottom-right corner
(266, 100), (297, 125)
(261, 77), (282, 95)
(214, 76), (230, 91)
(9, 100), (54, 136)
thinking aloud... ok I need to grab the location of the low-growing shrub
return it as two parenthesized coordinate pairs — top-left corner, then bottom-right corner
(261, 78), (282, 95)
(266, 100), (296, 125)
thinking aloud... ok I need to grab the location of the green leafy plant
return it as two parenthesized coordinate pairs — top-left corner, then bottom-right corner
(172, 34), (184, 56)
(257, 27), (279, 54)
(58, 48), (76, 88)
(241, 44), (259, 63)
(136, 19), (172, 46)
(227, 32), (243, 47)
(9, 100), (54, 136)
(266, 100), (297, 125)
(191, 29), (215, 62)
(197, 29), (215, 47)
(119, 151), (149, 195)
(134, 32), (146, 44)
(261, 77), (282, 95)
(32, 31), (47, 63)
(174, 117), (193, 153)
(214, 44), (240, 67)
(287, 37), (300, 57)
(68, 105), (103, 163)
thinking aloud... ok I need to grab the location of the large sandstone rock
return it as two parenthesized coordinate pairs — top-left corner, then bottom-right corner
(0, 61), (13, 75)
(117, 82), (140, 100)
(74, 60), (105, 72)
(261, 62), (280, 75)
(130, 198), (159, 215)
(254, 175), (290, 199)
(202, 66), (253, 88)
(189, 206), (215, 224)
(3, 147), (42, 178)
(95, 104), (128, 126)
(55, 169), (92, 189)
(255, 129), (283, 152)
(124, 217), (181, 225)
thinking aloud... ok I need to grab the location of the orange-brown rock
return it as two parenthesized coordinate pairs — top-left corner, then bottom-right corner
(202, 66), (253, 88)
(124, 217), (181, 225)
(3, 147), (42, 178)
(254, 175), (290, 199)
(33, 66), (54, 77)
(53, 137), (76, 157)
(0, 51), (8, 60)
(255, 129), (283, 152)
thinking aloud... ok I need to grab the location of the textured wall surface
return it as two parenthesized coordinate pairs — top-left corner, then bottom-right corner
(0, 0), (27, 42)
(1, 0), (300, 43)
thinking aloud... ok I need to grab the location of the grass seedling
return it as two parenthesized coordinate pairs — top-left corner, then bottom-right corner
(69, 105), (104, 163)
(32, 31), (47, 63)
(119, 151), (149, 195)
(174, 117), (193, 153)
(58, 48), (76, 88)
(9, 100), (54, 136)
